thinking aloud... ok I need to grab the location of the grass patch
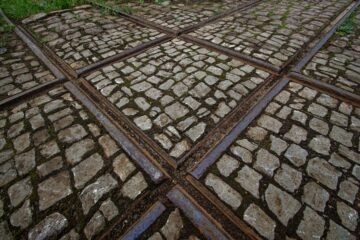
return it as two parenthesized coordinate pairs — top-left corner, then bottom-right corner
(337, 18), (356, 35)
(90, 0), (133, 14)
(0, 0), (86, 20)
(337, 8), (359, 36)
(0, 17), (15, 47)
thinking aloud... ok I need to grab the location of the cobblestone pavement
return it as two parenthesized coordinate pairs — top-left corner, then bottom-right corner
(198, 82), (359, 239)
(25, 6), (165, 70)
(0, 17), (56, 101)
(1, 1), (360, 240)
(0, 87), (154, 239)
(189, 0), (351, 68)
(102, 0), (248, 30)
(303, 8), (360, 96)
(85, 39), (271, 161)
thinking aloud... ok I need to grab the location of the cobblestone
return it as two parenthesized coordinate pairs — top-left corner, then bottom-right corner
(190, 0), (350, 67)
(140, 203), (206, 240)
(0, 16), (56, 101)
(201, 82), (360, 239)
(103, 0), (246, 30)
(303, 8), (360, 96)
(2, 2), (360, 239)
(26, 7), (165, 69)
(85, 39), (270, 160)
(0, 87), (151, 239)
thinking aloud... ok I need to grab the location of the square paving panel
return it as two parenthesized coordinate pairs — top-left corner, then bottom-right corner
(25, 7), (165, 70)
(84, 39), (272, 163)
(0, 85), (163, 239)
(0, 17), (56, 101)
(302, 7), (360, 96)
(117, 186), (231, 239)
(190, 82), (360, 239)
(189, 0), (352, 69)
(104, 0), (249, 31)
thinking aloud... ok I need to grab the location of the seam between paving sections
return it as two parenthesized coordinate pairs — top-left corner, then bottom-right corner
(0, 0), (359, 239)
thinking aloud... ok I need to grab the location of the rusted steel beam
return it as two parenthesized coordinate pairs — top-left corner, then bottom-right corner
(178, 0), (263, 35)
(181, 34), (281, 74)
(78, 79), (178, 169)
(65, 81), (169, 183)
(167, 185), (233, 240)
(179, 75), (279, 171)
(293, 0), (360, 72)
(0, 9), (65, 79)
(86, 0), (176, 35)
(186, 0), (360, 174)
(76, 35), (173, 77)
(186, 175), (262, 240)
(19, 12), (174, 79)
(120, 201), (166, 240)
(288, 72), (360, 107)
(190, 78), (288, 178)
(0, 78), (66, 110)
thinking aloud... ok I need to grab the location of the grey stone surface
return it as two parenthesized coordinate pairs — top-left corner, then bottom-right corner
(28, 213), (68, 240)
(244, 204), (276, 240)
(8, 177), (32, 207)
(337, 202), (358, 231)
(296, 207), (325, 240)
(235, 165), (262, 198)
(121, 172), (148, 200)
(38, 171), (72, 210)
(254, 149), (280, 177)
(307, 158), (341, 190)
(302, 182), (329, 212)
(84, 211), (105, 240)
(80, 174), (118, 214)
(205, 173), (242, 210)
(72, 153), (104, 189)
(161, 209), (183, 240)
(265, 184), (301, 225)
(216, 154), (239, 177)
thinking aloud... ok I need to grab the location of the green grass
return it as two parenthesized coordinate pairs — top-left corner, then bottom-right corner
(0, 0), (86, 20)
(0, 17), (15, 47)
(337, 18), (356, 35)
(337, 7), (359, 36)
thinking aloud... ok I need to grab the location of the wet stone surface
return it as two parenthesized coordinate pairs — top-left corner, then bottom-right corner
(189, 0), (351, 68)
(303, 8), (360, 96)
(201, 82), (359, 239)
(103, 0), (247, 30)
(26, 6), (165, 69)
(85, 39), (271, 160)
(0, 17), (56, 101)
(0, 87), (152, 239)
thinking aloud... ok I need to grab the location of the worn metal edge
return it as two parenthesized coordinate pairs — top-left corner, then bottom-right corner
(76, 35), (173, 76)
(293, 0), (360, 72)
(0, 9), (65, 79)
(179, 74), (277, 167)
(178, 0), (263, 35)
(167, 185), (234, 240)
(287, 72), (360, 107)
(191, 78), (288, 178)
(78, 79), (178, 170)
(64, 81), (167, 183)
(186, 175), (262, 240)
(181, 34), (281, 74)
(0, 8), (14, 26)
(119, 201), (166, 240)
(16, 22), (77, 80)
(0, 78), (66, 110)
(85, 0), (176, 35)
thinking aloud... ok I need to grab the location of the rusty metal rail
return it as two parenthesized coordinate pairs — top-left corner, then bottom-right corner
(1, 0), (359, 239)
